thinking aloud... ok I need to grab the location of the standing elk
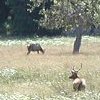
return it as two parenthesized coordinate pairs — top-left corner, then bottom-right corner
(27, 43), (45, 55)
(69, 64), (86, 91)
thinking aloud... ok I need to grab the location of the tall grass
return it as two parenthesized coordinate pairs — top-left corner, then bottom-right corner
(0, 36), (100, 99)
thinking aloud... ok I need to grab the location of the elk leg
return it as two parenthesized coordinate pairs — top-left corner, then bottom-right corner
(40, 48), (44, 54)
(27, 51), (31, 55)
(78, 82), (82, 91)
(37, 51), (39, 54)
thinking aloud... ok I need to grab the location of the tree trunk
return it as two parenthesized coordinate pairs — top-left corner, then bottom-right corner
(73, 27), (83, 54)
(73, 33), (82, 54)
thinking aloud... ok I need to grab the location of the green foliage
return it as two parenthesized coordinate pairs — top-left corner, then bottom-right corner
(39, 0), (100, 30)
(0, 0), (10, 35)
(0, 0), (100, 36)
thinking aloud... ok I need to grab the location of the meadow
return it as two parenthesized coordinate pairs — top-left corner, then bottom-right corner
(0, 36), (100, 100)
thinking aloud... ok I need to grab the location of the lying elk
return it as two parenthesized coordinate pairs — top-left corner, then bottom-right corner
(69, 64), (86, 91)
(27, 43), (45, 55)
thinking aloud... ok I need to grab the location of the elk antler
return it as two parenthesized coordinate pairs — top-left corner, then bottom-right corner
(71, 66), (76, 72)
(77, 63), (82, 72)
(71, 63), (82, 73)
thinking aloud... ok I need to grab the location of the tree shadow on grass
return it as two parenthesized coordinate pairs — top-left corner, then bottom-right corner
(49, 51), (100, 56)
(79, 52), (100, 56)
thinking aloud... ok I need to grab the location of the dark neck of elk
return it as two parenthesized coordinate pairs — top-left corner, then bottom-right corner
(69, 71), (79, 80)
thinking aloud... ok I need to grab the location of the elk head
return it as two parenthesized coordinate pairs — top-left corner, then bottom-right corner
(69, 63), (82, 80)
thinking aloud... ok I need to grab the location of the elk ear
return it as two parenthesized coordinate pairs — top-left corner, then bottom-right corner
(71, 66), (76, 73)
(71, 70), (75, 73)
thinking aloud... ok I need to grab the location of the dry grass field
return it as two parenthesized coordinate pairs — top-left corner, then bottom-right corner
(0, 36), (100, 99)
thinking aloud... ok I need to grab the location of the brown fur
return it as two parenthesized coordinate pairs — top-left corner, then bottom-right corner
(69, 65), (86, 91)
(27, 43), (45, 55)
